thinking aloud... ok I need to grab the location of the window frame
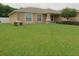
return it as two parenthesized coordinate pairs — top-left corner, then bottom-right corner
(26, 13), (32, 21)
(37, 14), (42, 22)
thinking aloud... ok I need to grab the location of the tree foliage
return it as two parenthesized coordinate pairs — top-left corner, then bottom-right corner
(61, 8), (77, 20)
(0, 3), (16, 17)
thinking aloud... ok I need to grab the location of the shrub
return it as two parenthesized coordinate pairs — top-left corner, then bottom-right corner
(56, 21), (79, 25)
(14, 22), (18, 26)
(19, 22), (23, 26)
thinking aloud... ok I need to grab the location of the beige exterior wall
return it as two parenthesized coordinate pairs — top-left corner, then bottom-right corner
(9, 12), (63, 23)
(17, 12), (26, 23)
(9, 12), (34, 24)
(9, 13), (78, 23)
(9, 12), (79, 24)
(55, 16), (67, 22)
(32, 13), (37, 23)
(31, 13), (45, 23)
(18, 13), (38, 24)
(36, 13), (44, 23)
(9, 12), (18, 23)
(42, 14), (47, 22)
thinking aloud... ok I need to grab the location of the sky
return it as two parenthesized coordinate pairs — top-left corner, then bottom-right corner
(3, 3), (79, 10)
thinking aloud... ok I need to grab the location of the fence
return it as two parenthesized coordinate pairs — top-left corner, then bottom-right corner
(0, 17), (9, 23)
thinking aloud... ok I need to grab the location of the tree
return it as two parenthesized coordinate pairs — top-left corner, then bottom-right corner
(61, 8), (77, 21)
(0, 3), (16, 17)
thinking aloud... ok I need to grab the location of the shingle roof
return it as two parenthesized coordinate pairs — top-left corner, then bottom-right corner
(9, 7), (61, 16)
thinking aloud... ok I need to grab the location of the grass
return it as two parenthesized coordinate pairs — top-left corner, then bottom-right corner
(0, 23), (79, 56)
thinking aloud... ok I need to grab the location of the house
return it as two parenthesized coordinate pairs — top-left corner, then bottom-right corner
(8, 7), (79, 24)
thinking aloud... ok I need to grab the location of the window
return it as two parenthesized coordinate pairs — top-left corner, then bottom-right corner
(26, 13), (32, 21)
(37, 14), (41, 21)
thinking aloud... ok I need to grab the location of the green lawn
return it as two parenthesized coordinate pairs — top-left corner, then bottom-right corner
(0, 23), (79, 56)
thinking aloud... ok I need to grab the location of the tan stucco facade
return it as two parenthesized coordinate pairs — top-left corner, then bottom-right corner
(9, 12), (49, 24)
(9, 12), (79, 24)
(9, 12), (18, 24)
